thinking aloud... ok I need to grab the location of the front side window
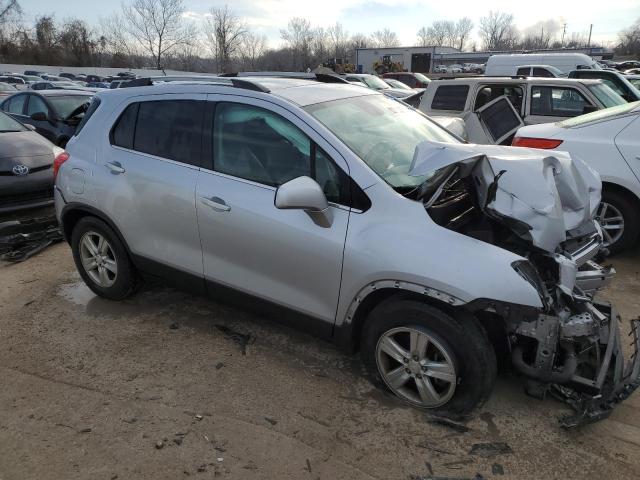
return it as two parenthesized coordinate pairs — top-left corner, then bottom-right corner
(533, 67), (555, 78)
(586, 83), (626, 108)
(212, 102), (351, 205)
(431, 85), (469, 111)
(530, 86), (591, 117)
(5, 95), (26, 115)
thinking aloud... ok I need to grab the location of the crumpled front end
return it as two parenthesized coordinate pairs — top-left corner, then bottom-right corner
(411, 141), (640, 427)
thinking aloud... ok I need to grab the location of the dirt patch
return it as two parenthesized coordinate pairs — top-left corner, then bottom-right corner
(1, 243), (640, 479)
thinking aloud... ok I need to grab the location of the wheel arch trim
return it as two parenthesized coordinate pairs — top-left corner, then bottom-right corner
(60, 203), (136, 265)
(333, 280), (466, 353)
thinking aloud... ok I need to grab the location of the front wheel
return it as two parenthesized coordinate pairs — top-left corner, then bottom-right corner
(597, 190), (640, 254)
(361, 297), (496, 416)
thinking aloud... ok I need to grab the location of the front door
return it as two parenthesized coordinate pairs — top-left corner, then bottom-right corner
(196, 96), (351, 322)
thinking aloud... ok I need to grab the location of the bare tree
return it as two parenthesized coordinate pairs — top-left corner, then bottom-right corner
(101, 13), (139, 58)
(327, 22), (349, 59)
(122, 0), (194, 70)
(616, 18), (640, 56)
(370, 28), (400, 48)
(479, 11), (519, 50)
(416, 21), (454, 47)
(311, 26), (329, 65)
(203, 5), (246, 73)
(280, 17), (314, 70)
(454, 17), (474, 50)
(240, 32), (268, 70)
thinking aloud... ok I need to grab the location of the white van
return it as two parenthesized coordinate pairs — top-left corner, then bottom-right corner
(485, 53), (600, 76)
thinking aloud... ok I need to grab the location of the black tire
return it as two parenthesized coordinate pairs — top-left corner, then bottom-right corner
(361, 297), (497, 417)
(71, 216), (139, 300)
(600, 189), (640, 254)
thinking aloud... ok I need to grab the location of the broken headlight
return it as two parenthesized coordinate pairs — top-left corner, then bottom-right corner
(512, 260), (549, 308)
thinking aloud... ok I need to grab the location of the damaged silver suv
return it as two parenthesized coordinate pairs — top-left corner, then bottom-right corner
(54, 77), (640, 426)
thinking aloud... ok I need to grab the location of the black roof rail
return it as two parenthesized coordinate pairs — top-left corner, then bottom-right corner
(120, 77), (154, 88)
(229, 78), (271, 93)
(315, 73), (350, 84)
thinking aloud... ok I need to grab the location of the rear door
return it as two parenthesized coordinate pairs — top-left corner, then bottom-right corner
(94, 94), (206, 284)
(196, 96), (351, 323)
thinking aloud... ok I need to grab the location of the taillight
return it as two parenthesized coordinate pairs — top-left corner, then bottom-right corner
(512, 137), (563, 149)
(53, 151), (70, 181)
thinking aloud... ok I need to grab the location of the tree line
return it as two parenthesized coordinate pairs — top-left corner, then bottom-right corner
(0, 0), (637, 74)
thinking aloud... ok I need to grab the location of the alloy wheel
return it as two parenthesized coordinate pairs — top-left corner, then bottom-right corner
(376, 327), (457, 408)
(596, 201), (624, 248)
(79, 231), (118, 288)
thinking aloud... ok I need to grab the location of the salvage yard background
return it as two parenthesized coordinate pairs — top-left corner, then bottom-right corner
(1, 242), (639, 479)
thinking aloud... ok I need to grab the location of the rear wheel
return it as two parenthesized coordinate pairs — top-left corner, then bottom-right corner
(361, 297), (496, 416)
(71, 216), (138, 300)
(597, 190), (640, 254)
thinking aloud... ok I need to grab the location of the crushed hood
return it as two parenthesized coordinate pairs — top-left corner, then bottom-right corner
(409, 141), (602, 252)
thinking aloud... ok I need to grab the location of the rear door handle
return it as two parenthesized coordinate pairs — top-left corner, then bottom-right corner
(105, 161), (125, 174)
(200, 196), (231, 212)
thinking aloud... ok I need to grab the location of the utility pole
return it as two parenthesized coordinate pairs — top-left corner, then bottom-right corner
(587, 24), (593, 48)
(561, 23), (567, 47)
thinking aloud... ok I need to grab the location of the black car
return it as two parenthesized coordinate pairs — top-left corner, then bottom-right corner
(59, 73), (77, 80)
(568, 69), (640, 102)
(0, 110), (59, 214)
(615, 60), (640, 71)
(85, 74), (105, 83)
(0, 90), (92, 147)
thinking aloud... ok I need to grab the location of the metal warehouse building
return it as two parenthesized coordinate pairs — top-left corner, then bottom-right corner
(355, 46), (459, 74)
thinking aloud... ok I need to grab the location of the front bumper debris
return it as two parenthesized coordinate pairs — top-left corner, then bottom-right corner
(512, 300), (640, 428)
(553, 317), (640, 428)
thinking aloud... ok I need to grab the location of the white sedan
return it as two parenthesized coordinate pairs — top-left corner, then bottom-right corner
(512, 101), (640, 253)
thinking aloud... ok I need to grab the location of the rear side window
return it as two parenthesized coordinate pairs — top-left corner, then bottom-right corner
(533, 67), (554, 78)
(135, 101), (204, 166)
(516, 67), (530, 76)
(111, 103), (138, 149)
(5, 94), (26, 115)
(431, 85), (469, 111)
(111, 100), (204, 167)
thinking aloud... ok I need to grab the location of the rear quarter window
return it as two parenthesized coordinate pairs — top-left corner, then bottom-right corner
(74, 97), (101, 135)
(431, 85), (469, 111)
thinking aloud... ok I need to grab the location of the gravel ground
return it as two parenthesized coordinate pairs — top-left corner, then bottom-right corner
(1, 242), (639, 480)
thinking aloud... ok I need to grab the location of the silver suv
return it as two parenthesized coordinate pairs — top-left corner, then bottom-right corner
(54, 77), (640, 425)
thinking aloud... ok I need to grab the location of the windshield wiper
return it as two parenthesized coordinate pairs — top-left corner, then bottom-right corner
(0, 129), (22, 133)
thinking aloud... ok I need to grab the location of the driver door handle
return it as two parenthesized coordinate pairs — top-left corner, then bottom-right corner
(200, 196), (231, 212)
(105, 161), (125, 174)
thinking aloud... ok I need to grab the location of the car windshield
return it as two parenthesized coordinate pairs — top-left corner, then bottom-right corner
(363, 76), (390, 90)
(386, 79), (411, 90)
(413, 72), (430, 83)
(305, 94), (459, 190)
(558, 101), (640, 128)
(0, 110), (26, 132)
(48, 95), (92, 119)
(587, 83), (626, 108)
(0, 82), (14, 91)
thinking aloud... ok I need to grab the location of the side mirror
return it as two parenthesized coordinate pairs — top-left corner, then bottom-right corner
(30, 111), (47, 121)
(275, 176), (333, 227)
(582, 105), (598, 114)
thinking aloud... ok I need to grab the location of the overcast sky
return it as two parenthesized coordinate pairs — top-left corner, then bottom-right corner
(18, 0), (640, 48)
